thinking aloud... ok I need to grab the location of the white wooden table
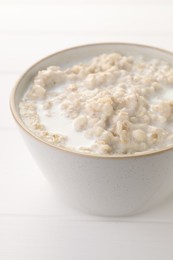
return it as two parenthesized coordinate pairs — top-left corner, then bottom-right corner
(1, 1), (173, 259)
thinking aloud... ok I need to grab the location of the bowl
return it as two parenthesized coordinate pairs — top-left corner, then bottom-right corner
(10, 43), (173, 216)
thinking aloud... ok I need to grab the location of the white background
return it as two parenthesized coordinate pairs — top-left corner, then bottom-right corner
(1, 0), (173, 259)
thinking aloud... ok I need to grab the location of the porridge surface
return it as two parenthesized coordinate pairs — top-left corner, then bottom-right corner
(19, 52), (173, 155)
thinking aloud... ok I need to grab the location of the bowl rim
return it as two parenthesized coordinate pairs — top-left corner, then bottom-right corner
(10, 42), (173, 159)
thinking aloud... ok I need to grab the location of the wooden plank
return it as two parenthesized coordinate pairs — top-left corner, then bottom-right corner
(0, 0), (173, 4)
(0, 73), (20, 128)
(0, 217), (173, 260)
(0, 5), (172, 33)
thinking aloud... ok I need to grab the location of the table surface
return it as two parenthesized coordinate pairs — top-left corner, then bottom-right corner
(1, 1), (173, 259)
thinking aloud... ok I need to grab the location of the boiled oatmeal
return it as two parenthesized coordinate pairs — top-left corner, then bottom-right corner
(19, 52), (173, 155)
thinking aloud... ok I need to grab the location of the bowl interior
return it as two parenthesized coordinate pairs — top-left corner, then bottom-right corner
(10, 42), (173, 158)
(13, 43), (173, 113)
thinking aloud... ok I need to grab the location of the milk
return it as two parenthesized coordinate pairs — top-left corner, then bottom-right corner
(37, 99), (93, 149)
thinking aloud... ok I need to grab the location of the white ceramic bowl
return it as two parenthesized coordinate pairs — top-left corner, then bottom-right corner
(10, 43), (173, 216)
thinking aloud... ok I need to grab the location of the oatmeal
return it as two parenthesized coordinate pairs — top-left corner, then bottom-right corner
(19, 52), (173, 155)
